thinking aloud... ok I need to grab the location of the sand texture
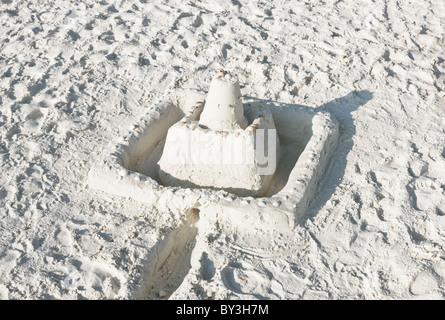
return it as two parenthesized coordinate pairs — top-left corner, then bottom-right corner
(0, 0), (444, 300)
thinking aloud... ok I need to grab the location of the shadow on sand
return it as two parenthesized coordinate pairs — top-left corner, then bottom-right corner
(301, 89), (374, 223)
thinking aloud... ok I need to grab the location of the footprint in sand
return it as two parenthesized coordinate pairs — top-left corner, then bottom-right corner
(55, 223), (74, 256)
(220, 262), (283, 299)
(410, 261), (445, 297)
(199, 252), (216, 282)
(63, 258), (125, 298)
(0, 249), (21, 279)
(411, 176), (442, 212)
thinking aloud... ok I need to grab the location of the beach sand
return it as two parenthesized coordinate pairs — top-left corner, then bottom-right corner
(0, 0), (444, 299)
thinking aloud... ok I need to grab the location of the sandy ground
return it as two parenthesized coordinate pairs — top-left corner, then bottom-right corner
(0, 0), (445, 300)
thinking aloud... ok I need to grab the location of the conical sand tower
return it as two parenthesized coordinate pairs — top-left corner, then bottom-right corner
(199, 70), (248, 131)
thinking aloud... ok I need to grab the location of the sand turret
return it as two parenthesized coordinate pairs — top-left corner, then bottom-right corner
(199, 70), (248, 131)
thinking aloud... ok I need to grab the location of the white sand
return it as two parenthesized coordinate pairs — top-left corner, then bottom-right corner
(1, 0), (445, 300)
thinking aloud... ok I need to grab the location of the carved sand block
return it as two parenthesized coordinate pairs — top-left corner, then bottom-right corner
(158, 71), (280, 198)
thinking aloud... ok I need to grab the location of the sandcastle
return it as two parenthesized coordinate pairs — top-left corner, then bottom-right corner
(88, 69), (339, 234)
(157, 70), (280, 197)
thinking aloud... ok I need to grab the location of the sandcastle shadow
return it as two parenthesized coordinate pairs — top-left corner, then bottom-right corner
(301, 90), (373, 222)
(239, 97), (317, 197)
(241, 90), (372, 199)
